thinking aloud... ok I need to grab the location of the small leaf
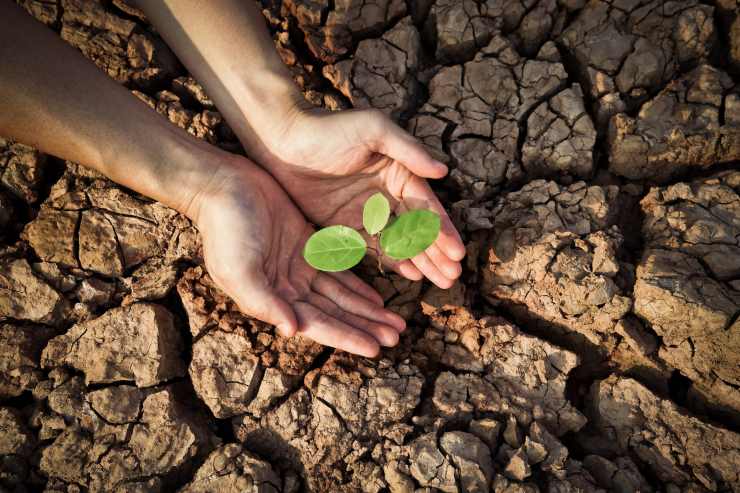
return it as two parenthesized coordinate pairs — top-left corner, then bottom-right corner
(380, 210), (440, 260)
(303, 225), (367, 272)
(363, 192), (391, 235)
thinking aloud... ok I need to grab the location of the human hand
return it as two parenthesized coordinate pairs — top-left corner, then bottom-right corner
(189, 154), (407, 357)
(126, 0), (463, 286)
(249, 107), (466, 289)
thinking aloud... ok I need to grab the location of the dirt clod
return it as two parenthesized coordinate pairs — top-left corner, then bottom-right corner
(180, 443), (281, 493)
(0, 322), (54, 399)
(41, 302), (186, 386)
(589, 376), (740, 491)
(560, 0), (716, 126)
(324, 17), (421, 120)
(608, 65), (739, 181)
(39, 383), (218, 491)
(60, 0), (180, 89)
(0, 258), (70, 325)
(482, 180), (632, 362)
(636, 171), (740, 417)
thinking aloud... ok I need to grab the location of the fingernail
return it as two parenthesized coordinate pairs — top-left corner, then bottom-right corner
(277, 324), (290, 337)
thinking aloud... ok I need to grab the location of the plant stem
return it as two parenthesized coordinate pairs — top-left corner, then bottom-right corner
(367, 237), (385, 275)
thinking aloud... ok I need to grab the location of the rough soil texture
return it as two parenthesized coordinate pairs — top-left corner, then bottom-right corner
(636, 170), (740, 418)
(177, 266), (324, 419)
(481, 180), (634, 357)
(408, 35), (596, 198)
(324, 16), (422, 119)
(560, 0), (717, 126)
(587, 375), (740, 491)
(1, 0), (739, 492)
(608, 64), (740, 181)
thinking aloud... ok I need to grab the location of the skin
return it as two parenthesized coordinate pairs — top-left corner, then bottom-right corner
(0, 2), (402, 357)
(132, 0), (467, 288)
(196, 162), (406, 357)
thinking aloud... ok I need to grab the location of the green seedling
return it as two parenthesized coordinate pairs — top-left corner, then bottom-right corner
(363, 192), (391, 235)
(302, 225), (367, 272)
(303, 192), (441, 272)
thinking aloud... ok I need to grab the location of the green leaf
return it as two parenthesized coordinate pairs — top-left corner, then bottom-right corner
(303, 225), (367, 272)
(363, 192), (391, 235)
(380, 210), (441, 260)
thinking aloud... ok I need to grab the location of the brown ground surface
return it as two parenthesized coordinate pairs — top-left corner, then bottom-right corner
(1, 0), (739, 491)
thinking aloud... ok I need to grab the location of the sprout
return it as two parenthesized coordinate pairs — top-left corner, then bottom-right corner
(303, 193), (441, 272)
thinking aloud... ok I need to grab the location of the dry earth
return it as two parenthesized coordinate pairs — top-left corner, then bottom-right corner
(1, 0), (739, 491)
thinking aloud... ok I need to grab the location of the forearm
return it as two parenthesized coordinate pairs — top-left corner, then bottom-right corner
(132, 0), (306, 163)
(0, 2), (219, 218)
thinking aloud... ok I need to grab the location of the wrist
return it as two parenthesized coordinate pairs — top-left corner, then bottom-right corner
(159, 135), (230, 223)
(228, 71), (313, 163)
(103, 119), (231, 223)
(175, 148), (261, 229)
(238, 70), (308, 122)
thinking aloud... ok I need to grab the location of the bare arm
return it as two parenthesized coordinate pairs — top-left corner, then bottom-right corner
(0, 1), (218, 218)
(134, 0), (467, 288)
(130, 0), (305, 164)
(0, 2), (405, 355)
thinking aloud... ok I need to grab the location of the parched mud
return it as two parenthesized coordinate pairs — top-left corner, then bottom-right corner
(1, 0), (739, 492)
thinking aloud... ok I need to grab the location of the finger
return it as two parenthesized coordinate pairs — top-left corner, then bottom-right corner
(402, 177), (466, 262)
(328, 270), (384, 306)
(368, 112), (448, 179)
(307, 293), (400, 347)
(377, 253), (424, 281)
(411, 251), (455, 289)
(363, 229), (423, 282)
(425, 243), (462, 280)
(314, 273), (406, 331)
(228, 272), (298, 337)
(294, 302), (380, 357)
(394, 259), (424, 281)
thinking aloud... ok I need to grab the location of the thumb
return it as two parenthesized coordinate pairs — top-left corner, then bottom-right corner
(230, 274), (298, 338)
(368, 112), (449, 179)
